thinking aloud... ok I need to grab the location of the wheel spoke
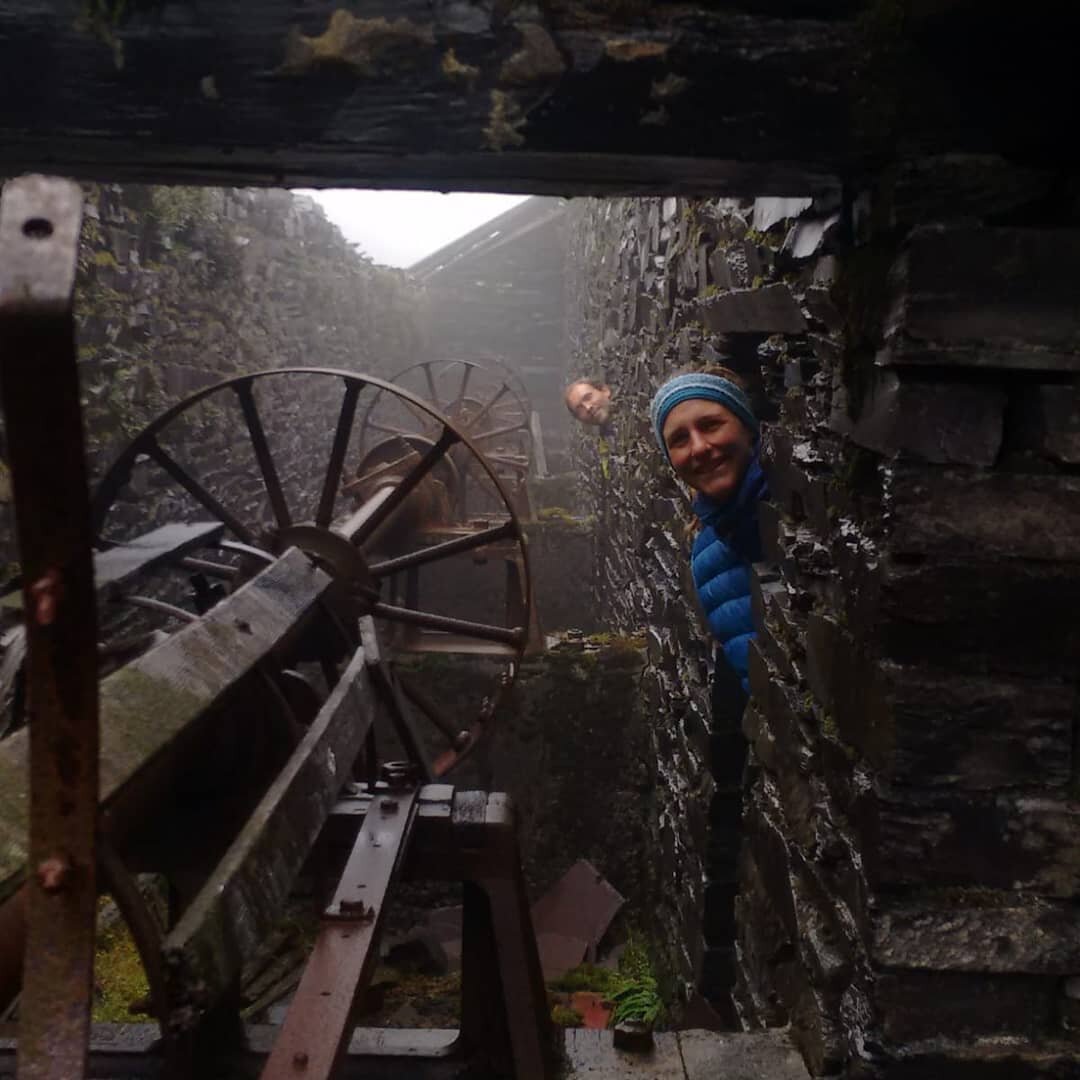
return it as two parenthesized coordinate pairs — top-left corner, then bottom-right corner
(421, 361), (440, 410)
(484, 454), (529, 471)
(233, 381), (291, 529)
(316, 380), (361, 528)
(453, 363), (473, 411)
(146, 439), (256, 544)
(398, 675), (466, 744)
(469, 420), (529, 444)
(369, 600), (523, 646)
(463, 383), (509, 434)
(347, 426), (459, 546)
(368, 521), (517, 578)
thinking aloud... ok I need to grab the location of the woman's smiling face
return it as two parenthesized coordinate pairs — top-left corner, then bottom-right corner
(661, 398), (754, 501)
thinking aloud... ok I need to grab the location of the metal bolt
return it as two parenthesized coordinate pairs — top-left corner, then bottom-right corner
(292, 1050), (309, 1069)
(36, 855), (70, 893)
(29, 569), (62, 627)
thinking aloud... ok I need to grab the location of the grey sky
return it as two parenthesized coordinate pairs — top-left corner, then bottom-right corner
(294, 189), (530, 268)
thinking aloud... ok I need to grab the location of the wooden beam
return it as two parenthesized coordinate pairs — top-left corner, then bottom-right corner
(0, 3), (1075, 192)
(0, 548), (332, 901)
(162, 645), (379, 1026)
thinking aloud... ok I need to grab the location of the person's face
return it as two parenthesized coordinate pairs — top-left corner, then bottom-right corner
(566, 382), (612, 426)
(661, 398), (754, 501)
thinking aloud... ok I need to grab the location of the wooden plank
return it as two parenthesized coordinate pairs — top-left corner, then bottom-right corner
(1, 522), (225, 611)
(0, 548), (332, 900)
(0, 3), (850, 191)
(162, 644), (379, 1020)
(93, 522), (225, 591)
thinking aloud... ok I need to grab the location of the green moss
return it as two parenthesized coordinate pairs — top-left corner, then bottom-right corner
(551, 1004), (585, 1027)
(549, 963), (624, 995)
(93, 250), (118, 269)
(536, 506), (580, 524)
(93, 905), (151, 1022)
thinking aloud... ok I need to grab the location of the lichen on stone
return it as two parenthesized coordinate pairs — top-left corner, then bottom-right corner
(499, 23), (565, 86)
(280, 10), (436, 78)
(483, 89), (526, 150)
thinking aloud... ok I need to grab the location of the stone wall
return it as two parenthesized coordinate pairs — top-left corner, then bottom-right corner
(743, 208), (1080, 1077)
(565, 193), (823, 1002)
(1, 184), (424, 575)
(567, 186), (1080, 1075)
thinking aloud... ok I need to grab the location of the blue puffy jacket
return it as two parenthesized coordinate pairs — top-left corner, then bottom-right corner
(690, 450), (769, 691)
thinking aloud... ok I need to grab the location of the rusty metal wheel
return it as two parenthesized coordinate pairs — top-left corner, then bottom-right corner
(358, 359), (533, 517)
(91, 367), (531, 778)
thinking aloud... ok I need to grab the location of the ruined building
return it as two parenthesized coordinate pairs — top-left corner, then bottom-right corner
(1, 3), (1079, 1078)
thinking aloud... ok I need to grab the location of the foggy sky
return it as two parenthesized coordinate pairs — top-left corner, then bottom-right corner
(294, 189), (530, 268)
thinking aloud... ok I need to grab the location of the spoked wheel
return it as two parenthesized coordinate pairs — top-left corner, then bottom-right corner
(91, 366), (531, 779)
(358, 359), (533, 518)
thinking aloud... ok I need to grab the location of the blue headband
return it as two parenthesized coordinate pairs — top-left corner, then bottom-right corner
(650, 373), (758, 460)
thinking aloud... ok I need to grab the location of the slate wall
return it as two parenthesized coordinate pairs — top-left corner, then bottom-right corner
(567, 188), (1080, 1074)
(564, 193), (824, 1002)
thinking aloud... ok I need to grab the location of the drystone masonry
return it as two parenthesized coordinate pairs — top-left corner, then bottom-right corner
(565, 193), (817, 1004)
(743, 208), (1080, 1078)
(567, 188), (1080, 1076)
(0, 185), (423, 575)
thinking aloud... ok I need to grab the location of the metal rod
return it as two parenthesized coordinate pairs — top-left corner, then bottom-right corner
(233, 381), (292, 530)
(145, 439), (256, 546)
(398, 675), (465, 745)
(119, 595), (199, 624)
(335, 485), (397, 543)
(0, 175), (98, 1080)
(369, 601), (523, 646)
(469, 420), (529, 444)
(315, 380), (361, 528)
(368, 520), (517, 578)
(177, 556), (239, 579)
(464, 382), (510, 434)
(348, 427), (460, 546)
(421, 361), (439, 410)
(453, 362), (472, 412)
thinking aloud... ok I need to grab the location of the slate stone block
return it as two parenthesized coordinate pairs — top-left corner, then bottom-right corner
(848, 556), (1080, 677)
(862, 788), (1080, 897)
(874, 971), (1059, 1044)
(887, 467), (1080, 563)
(1013, 383), (1080, 464)
(697, 284), (808, 335)
(805, 613), (1074, 789)
(873, 898), (1080, 975)
(848, 369), (1005, 466)
(885, 226), (1080, 371)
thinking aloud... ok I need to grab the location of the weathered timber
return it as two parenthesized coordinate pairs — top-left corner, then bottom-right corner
(161, 644), (378, 1026)
(0, 4), (1078, 191)
(0, 548), (332, 900)
(93, 523), (227, 591)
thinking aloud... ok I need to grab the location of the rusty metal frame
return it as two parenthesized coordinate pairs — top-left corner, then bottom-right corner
(261, 787), (421, 1079)
(0, 176), (98, 1080)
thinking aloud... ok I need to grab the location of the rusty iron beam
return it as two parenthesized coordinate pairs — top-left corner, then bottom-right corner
(261, 788), (420, 1080)
(161, 642), (380, 1029)
(0, 176), (97, 1080)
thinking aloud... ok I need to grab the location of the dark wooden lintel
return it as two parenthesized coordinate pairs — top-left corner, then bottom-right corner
(1, 3), (1076, 193)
